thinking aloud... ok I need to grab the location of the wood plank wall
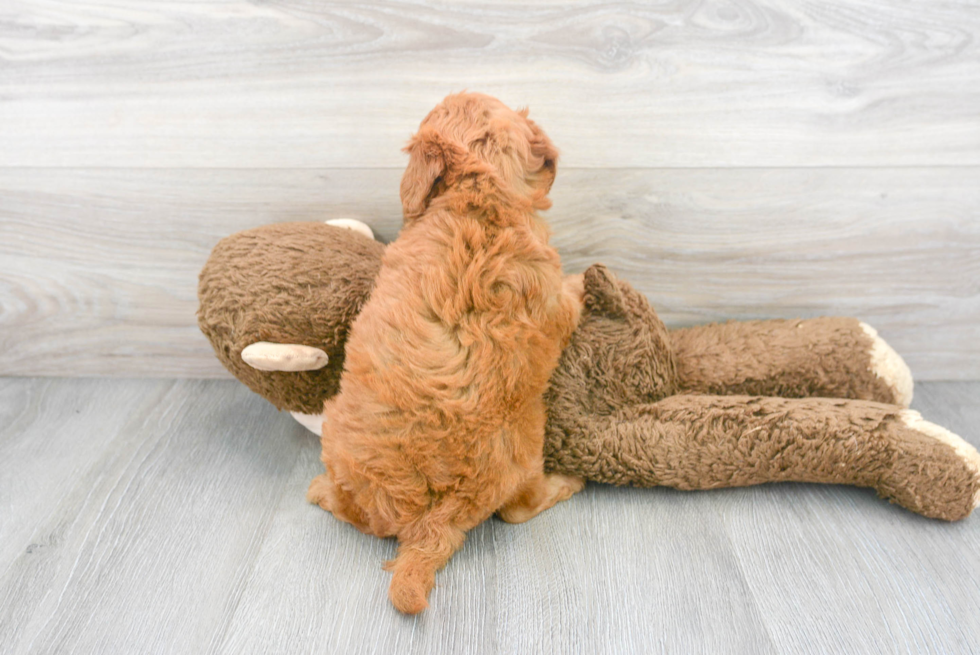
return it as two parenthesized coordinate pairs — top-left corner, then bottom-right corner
(1, 1), (978, 379)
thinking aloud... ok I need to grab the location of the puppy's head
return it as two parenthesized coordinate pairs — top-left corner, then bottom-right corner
(400, 92), (558, 220)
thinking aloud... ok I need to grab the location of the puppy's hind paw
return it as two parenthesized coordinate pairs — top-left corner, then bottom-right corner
(306, 474), (334, 510)
(498, 473), (585, 524)
(550, 473), (586, 503)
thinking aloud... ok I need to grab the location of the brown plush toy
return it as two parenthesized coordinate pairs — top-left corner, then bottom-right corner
(198, 220), (980, 522)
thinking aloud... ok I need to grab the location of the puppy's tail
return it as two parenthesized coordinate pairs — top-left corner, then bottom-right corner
(385, 524), (465, 614)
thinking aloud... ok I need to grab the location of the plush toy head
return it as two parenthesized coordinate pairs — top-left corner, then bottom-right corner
(198, 222), (384, 414)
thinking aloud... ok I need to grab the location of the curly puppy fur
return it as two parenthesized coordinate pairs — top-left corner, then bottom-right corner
(307, 93), (584, 614)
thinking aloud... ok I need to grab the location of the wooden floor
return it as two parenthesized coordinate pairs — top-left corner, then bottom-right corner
(2, 377), (979, 654)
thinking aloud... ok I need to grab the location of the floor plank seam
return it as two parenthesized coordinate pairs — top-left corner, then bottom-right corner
(205, 431), (315, 655)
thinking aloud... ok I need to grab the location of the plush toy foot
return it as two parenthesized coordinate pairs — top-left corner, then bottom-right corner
(860, 322), (913, 408)
(880, 411), (980, 521)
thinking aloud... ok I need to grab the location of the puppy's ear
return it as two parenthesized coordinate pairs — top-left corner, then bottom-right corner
(400, 125), (449, 221)
(527, 117), (559, 193)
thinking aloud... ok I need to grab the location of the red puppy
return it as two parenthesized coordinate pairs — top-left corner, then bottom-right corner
(308, 92), (584, 614)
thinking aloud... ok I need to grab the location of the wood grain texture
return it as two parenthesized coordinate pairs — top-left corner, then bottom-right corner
(0, 378), (308, 655)
(1, 378), (978, 653)
(1, 167), (977, 379)
(724, 381), (980, 654)
(1, 0), (978, 167)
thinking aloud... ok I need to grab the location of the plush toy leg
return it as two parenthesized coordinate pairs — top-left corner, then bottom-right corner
(670, 318), (913, 407)
(546, 395), (980, 521)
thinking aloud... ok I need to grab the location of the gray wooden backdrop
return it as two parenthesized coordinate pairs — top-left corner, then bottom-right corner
(2, 0), (978, 379)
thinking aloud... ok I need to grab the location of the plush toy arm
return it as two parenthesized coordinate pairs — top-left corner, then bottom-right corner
(544, 394), (980, 521)
(670, 318), (913, 407)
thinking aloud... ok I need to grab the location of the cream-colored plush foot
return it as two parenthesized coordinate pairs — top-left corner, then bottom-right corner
(325, 218), (374, 241)
(290, 411), (324, 435)
(901, 410), (980, 509)
(860, 322), (914, 407)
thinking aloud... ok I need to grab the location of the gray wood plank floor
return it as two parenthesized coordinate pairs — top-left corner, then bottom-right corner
(2, 377), (979, 654)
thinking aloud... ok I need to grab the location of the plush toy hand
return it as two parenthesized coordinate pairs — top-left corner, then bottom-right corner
(321, 218), (374, 241)
(241, 342), (329, 371)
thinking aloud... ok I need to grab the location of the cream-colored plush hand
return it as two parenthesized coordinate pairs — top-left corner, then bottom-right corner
(240, 342), (329, 372)
(325, 218), (375, 241)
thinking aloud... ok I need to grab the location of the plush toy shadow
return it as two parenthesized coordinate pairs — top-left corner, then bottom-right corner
(198, 221), (980, 521)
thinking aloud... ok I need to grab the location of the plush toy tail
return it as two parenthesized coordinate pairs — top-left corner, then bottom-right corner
(385, 525), (466, 614)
